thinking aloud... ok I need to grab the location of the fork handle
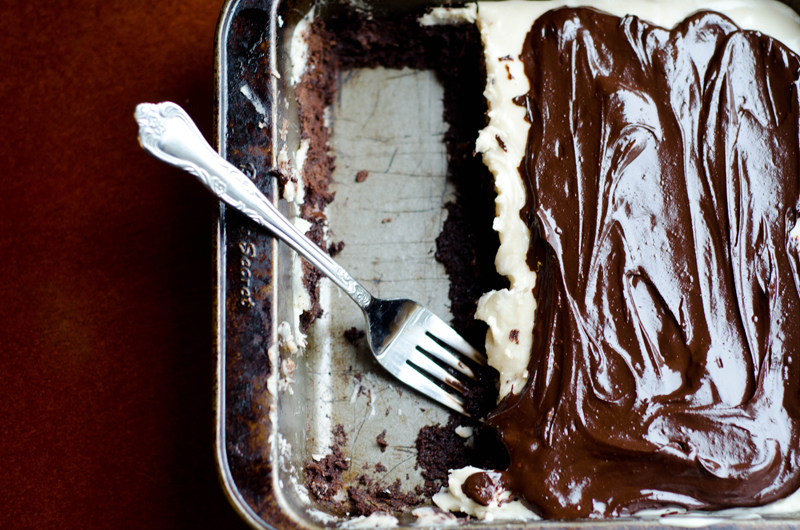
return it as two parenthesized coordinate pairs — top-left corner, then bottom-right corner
(135, 101), (374, 309)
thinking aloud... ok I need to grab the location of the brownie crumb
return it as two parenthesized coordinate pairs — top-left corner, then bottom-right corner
(344, 327), (366, 344)
(333, 424), (348, 447)
(328, 241), (346, 256)
(305, 447), (349, 504)
(415, 417), (473, 497)
(462, 364), (500, 419)
(376, 430), (389, 452)
(305, 425), (350, 507)
(347, 477), (424, 516)
(356, 169), (370, 182)
(509, 329), (519, 344)
(294, 17), (339, 330)
(305, 423), (428, 515)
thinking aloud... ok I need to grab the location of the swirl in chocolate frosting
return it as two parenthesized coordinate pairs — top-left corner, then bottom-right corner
(475, 8), (800, 519)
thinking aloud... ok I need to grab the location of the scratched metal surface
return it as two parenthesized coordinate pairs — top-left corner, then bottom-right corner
(302, 65), (455, 483)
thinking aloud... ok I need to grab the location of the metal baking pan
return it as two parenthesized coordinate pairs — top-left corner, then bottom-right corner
(211, 0), (800, 529)
(213, 1), (461, 528)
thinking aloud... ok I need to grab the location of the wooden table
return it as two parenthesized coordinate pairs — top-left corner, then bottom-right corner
(1, 1), (252, 528)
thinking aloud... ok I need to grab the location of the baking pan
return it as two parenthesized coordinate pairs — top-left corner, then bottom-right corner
(214, 2), (460, 528)
(211, 1), (800, 529)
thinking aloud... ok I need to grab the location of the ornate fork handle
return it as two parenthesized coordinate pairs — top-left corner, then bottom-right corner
(135, 102), (374, 309)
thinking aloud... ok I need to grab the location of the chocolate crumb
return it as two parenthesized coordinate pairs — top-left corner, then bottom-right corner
(344, 327), (366, 344)
(294, 17), (338, 330)
(328, 241), (346, 256)
(496, 134), (507, 151)
(333, 424), (348, 447)
(376, 430), (389, 452)
(305, 423), (424, 515)
(509, 329), (519, 344)
(305, 424), (350, 507)
(356, 169), (370, 182)
(347, 478), (423, 516)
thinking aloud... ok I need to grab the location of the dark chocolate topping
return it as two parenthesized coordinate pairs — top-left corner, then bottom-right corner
(477, 8), (800, 519)
(462, 471), (506, 507)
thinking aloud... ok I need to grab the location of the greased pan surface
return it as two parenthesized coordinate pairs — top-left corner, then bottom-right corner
(213, 1), (800, 529)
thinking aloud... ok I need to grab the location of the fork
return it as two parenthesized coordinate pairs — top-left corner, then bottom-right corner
(135, 101), (486, 415)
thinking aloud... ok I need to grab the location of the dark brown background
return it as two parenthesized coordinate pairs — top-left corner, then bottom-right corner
(1, 1), (252, 528)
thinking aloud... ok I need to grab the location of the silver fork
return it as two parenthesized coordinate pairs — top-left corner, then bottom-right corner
(135, 101), (486, 415)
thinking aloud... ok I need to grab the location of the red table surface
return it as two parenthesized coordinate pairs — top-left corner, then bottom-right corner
(0, 1), (252, 528)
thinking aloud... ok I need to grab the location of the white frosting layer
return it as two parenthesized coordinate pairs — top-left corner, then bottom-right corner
(290, 8), (314, 85)
(432, 466), (540, 521)
(410, 507), (459, 526)
(339, 513), (399, 528)
(427, 0), (800, 400)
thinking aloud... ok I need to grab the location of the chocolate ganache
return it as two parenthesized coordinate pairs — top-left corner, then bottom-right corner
(474, 8), (800, 519)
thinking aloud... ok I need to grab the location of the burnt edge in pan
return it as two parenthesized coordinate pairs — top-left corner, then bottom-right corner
(214, 0), (286, 528)
(210, 0), (800, 529)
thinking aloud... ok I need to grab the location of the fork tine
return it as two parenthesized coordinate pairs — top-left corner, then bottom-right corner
(395, 363), (467, 415)
(424, 313), (486, 366)
(407, 351), (467, 392)
(415, 333), (478, 380)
